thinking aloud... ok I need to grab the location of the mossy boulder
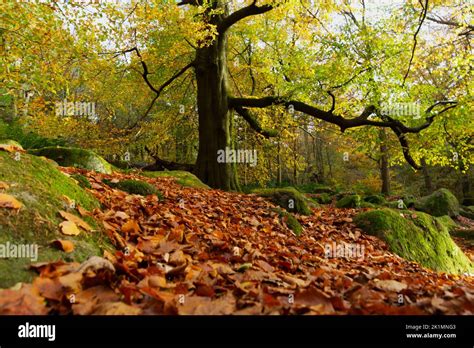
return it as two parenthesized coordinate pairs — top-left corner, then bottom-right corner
(414, 188), (460, 217)
(141, 170), (209, 189)
(109, 160), (132, 170)
(273, 208), (303, 236)
(360, 201), (376, 208)
(460, 206), (474, 220)
(71, 173), (92, 189)
(252, 187), (316, 215)
(436, 215), (458, 232)
(297, 183), (335, 194)
(103, 179), (162, 198)
(354, 208), (472, 274)
(312, 192), (332, 204)
(0, 139), (23, 150)
(364, 195), (387, 205)
(0, 152), (113, 288)
(335, 194), (361, 208)
(402, 195), (417, 208)
(29, 147), (113, 174)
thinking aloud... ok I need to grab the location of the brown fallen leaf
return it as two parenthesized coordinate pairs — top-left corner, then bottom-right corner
(294, 286), (335, 314)
(114, 211), (130, 220)
(33, 277), (64, 301)
(59, 210), (92, 232)
(122, 219), (140, 234)
(373, 279), (407, 293)
(77, 205), (90, 217)
(77, 256), (116, 274)
(72, 286), (120, 315)
(51, 240), (75, 253)
(169, 250), (186, 266)
(0, 284), (48, 315)
(0, 193), (22, 209)
(92, 302), (142, 315)
(138, 275), (172, 289)
(60, 221), (81, 236)
(178, 294), (236, 315)
(0, 181), (9, 190)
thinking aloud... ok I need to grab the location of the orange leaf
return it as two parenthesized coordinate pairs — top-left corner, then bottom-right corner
(0, 181), (9, 190)
(60, 221), (81, 236)
(122, 220), (140, 234)
(59, 211), (92, 232)
(51, 240), (75, 253)
(0, 193), (22, 209)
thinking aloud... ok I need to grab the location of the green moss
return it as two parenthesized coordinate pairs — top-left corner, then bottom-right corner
(273, 208), (303, 236)
(29, 147), (113, 174)
(360, 201), (376, 208)
(0, 152), (113, 288)
(436, 215), (458, 232)
(252, 187), (315, 215)
(335, 194), (361, 208)
(109, 160), (131, 170)
(71, 173), (92, 189)
(402, 195), (417, 208)
(414, 188), (460, 217)
(297, 183), (334, 194)
(364, 195), (387, 205)
(141, 171), (210, 189)
(460, 207), (474, 220)
(312, 193), (332, 204)
(354, 208), (473, 274)
(103, 179), (163, 199)
(0, 139), (23, 149)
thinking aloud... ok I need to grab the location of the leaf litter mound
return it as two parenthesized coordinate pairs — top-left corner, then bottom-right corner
(0, 167), (473, 315)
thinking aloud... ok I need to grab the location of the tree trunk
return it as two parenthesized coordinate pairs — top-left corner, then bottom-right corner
(379, 129), (390, 195)
(277, 139), (282, 185)
(193, 15), (239, 190)
(420, 157), (433, 194)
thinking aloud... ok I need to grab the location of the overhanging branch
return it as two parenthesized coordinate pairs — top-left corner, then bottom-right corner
(229, 95), (458, 169)
(119, 47), (195, 128)
(218, 1), (275, 33)
(234, 106), (279, 138)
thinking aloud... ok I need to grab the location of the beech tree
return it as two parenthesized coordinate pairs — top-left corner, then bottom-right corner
(132, 0), (458, 190)
(2, 0), (470, 190)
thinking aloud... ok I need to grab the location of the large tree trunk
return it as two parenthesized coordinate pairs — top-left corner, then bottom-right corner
(379, 129), (390, 195)
(420, 157), (433, 194)
(193, 13), (239, 190)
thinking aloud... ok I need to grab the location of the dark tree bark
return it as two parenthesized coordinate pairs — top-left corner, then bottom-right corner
(180, 0), (273, 190)
(379, 129), (390, 195)
(420, 157), (433, 194)
(194, 30), (239, 190)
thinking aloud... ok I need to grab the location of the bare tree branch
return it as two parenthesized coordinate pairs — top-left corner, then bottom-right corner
(177, 0), (203, 6)
(403, 0), (429, 86)
(218, 1), (275, 33)
(115, 47), (195, 128)
(234, 106), (279, 138)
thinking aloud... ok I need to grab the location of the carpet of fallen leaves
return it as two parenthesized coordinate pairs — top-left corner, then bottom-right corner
(1, 167), (473, 315)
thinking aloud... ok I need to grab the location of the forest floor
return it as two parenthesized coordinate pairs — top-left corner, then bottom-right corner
(1, 167), (473, 315)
